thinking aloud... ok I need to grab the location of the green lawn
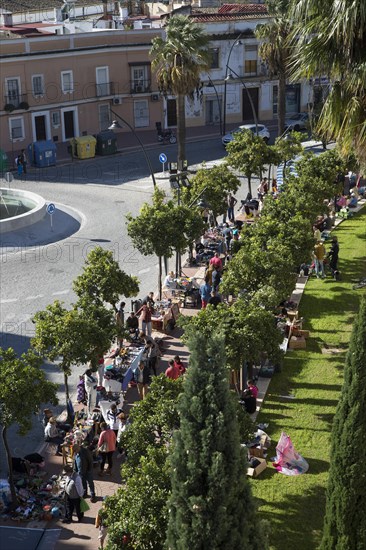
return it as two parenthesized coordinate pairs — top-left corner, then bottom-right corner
(250, 208), (366, 550)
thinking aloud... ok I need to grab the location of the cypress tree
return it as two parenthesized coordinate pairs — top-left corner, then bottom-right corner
(166, 332), (265, 550)
(320, 296), (366, 549)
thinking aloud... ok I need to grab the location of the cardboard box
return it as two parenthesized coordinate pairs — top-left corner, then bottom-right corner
(289, 335), (307, 350)
(249, 446), (265, 458)
(247, 458), (267, 478)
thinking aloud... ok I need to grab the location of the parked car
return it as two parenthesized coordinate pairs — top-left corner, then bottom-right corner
(222, 124), (270, 146)
(284, 112), (309, 131)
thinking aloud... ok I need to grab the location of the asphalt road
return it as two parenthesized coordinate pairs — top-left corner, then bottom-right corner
(0, 136), (256, 470)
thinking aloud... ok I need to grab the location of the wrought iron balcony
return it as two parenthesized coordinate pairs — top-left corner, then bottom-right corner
(4, 93), (28, 110)
(130, 80), (151, 94)
(95, 82), (115, 97)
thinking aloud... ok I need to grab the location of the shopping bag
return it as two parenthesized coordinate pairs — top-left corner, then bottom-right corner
(80, 498), (90, 513)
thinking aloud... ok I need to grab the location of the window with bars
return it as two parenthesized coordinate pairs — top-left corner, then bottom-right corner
(209, 48), (220, 69)
(61, 70), (73, 94)
(9, 117), (25, 140)
(32, 75), (44, 97)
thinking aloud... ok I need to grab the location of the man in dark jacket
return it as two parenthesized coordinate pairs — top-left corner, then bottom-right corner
(73, 443), (96, 502)
(328, 236), (340, 277)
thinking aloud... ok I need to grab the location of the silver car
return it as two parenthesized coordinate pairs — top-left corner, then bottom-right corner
(222, 124), (270, 146)
(284, 113), (309, 131)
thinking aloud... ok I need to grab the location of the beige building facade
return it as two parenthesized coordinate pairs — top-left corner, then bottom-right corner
(1, 29), (164, 155)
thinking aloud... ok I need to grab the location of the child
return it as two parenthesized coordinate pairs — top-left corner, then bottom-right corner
(95, 500), (107, 549)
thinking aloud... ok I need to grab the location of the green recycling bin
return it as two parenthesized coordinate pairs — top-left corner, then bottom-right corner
(96, 131), (117, 156)
(0, 149), (8, 173)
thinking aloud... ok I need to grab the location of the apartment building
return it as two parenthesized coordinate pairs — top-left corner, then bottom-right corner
(0, 29), (164, 153)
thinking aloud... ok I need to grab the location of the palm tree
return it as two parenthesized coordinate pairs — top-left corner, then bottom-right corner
(255, 0), (292, 136)
(290, 0), (366, 167)
(150, 15), (210, 162)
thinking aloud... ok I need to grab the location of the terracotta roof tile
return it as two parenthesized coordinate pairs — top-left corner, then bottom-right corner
(218, 3), (268, 15)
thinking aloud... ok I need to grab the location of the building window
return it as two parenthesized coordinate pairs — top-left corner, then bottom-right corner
(5, 77), (21, 107)
(98, 104), (111, 131)
(245, 45), (258, 76)
(134, 99), (149, 128)
(130, 65), (151, 94)
(32, 74), (44, 97)
(273, 85), (278, 115)
(96, 66), (110, 97)
(9, 117), (25, 141)
(61, 70), (74, 94)
(52, 111), (61, 127)
(209, 48), (220, 69)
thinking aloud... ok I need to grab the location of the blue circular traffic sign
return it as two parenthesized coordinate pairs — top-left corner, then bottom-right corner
(47, 203), (56, 215)
(159, 153), (167, 164)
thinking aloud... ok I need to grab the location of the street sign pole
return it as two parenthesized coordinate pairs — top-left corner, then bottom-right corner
(159, 153), (167, 174)
(47, 203), (56, 232)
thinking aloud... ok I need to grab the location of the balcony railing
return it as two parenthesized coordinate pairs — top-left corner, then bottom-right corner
(4, 93), (28, 110)
(130, 80), (151, 94)
(95, 82), (115, 97)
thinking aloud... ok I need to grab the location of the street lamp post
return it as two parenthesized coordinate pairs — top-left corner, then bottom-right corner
(223, 33), (244, 135)
(205, 76), (223, 135)
(108, 108), (157, 188)
(225, 66), (258, 135)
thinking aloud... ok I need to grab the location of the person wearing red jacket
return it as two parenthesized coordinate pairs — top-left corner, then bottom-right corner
(165, 359), (181, 380)
(173, 355), (186, 375)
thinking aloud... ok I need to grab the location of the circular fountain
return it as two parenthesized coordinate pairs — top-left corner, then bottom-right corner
(0, 188), (47, 233)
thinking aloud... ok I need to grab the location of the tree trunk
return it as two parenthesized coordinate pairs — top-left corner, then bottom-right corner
(2, 426), (18, 509)
(278, 71), (286, 136)
(158, 256), (162, 300)
(176, 94), (186, 163)
(64, 370), (69, 407)
(248, 175), (252, 196)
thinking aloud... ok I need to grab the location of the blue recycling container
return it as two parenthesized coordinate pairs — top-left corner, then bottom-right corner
(28, 140), (57, 167)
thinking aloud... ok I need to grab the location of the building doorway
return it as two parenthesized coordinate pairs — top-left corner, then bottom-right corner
(242, 88), (259, 122)
(63, 110), (75, 139)
(166, 98), (177, 127)
(34, 115), (47, 141)
(205, 96), (222, 126)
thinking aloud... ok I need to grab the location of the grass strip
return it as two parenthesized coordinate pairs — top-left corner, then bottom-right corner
(250, 208), (366, 550)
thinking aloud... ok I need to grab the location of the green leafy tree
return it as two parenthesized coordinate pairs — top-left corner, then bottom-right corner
(73, 246), (139, 311)
(226, 130), (272, 195)
(105, 375), (183, 550)
(320, 296), (366, 549)
(181, 164), (240, 221)
(166, 332), (266, 549)
(273, 131), (303, 173)
(180, 299), (283, 372)
(0, 347), (58, 508)
(256, 0), (292, 135)
(150, 15), (210, 162)
(127, 188), (202, 297)
(32, 301), (117, 405)
(290, 0), (366, 167)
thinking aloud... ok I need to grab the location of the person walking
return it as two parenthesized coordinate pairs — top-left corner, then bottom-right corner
(18, 149), (27, 174)
(63, 465), (84, 523)
(313, 240), (326, 278)
(115, 301), (125, 344)
(140, 332), (161, 376)
(134, 360), (151, 400)
(97, 423), (117, 476)
(106, 403), (123, 437)
(328, 236), (340, 277)
(199, 279), (212, 309)
(136, 303), (153, 336)
(84, 368), (98, 415)
(211, 267), (221, 292)
(165, 359), (181, 380)
(73, 443), (96, 503)
(227, 193), (238, 223)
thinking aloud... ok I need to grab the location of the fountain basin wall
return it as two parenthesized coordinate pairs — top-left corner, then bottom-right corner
(0, 188), (47, 233)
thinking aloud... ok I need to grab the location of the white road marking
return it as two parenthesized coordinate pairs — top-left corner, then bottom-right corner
(52, 289), (70, 296)
(0, 298), (18, 304)
(138, 268), (151, 275)
(26, 295), (44, 301)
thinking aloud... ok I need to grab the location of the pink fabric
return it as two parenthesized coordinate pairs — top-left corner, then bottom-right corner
(209, 256), (223, 271)
(98, 428), (116, 452)
(273, 432), (309, 475)
(249, 384), (258, 398)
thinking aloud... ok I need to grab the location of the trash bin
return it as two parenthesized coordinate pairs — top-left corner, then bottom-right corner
(72, 135), (97, 159)
(0, 149), (8, 173)
(96, 131), (117, 156)
(27, 140), (57, 167)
